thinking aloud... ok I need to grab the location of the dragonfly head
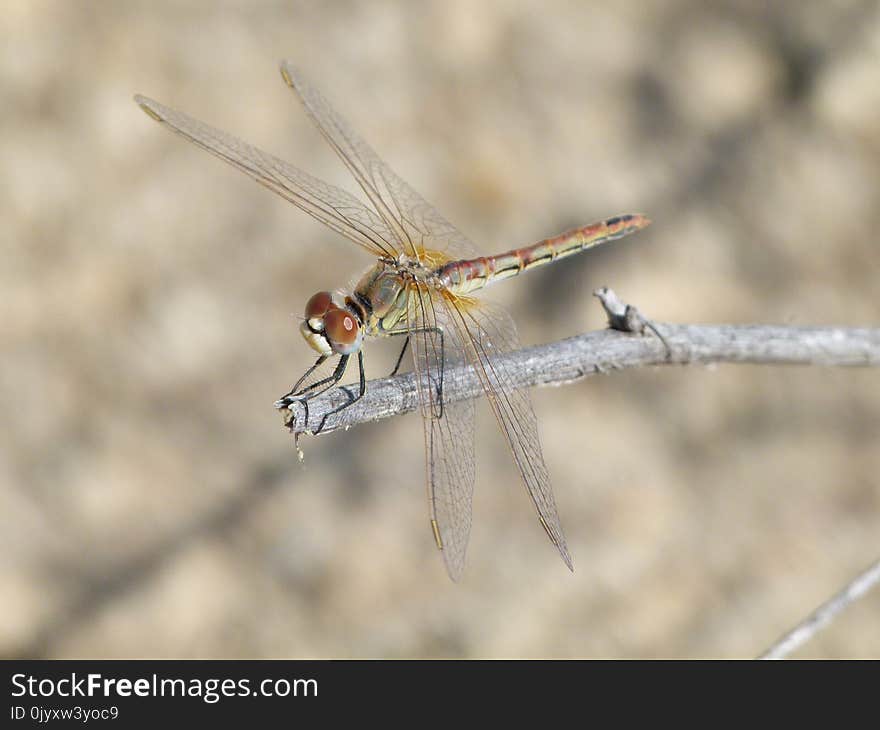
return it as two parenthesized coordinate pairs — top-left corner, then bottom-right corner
(300, 291), (364, 356)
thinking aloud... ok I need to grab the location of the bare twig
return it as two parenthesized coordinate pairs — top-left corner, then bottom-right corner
(277, 290), (880, 435)
(758, 557), (880, 659)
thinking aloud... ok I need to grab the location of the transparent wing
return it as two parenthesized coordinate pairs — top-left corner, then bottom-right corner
(441, 296), (573, 571)
(280, 61), (481, 263)
(134, 95), (400, 260)
(406, 283), (476, 581)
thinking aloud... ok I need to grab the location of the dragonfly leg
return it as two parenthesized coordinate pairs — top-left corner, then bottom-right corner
(418, 327), (445, 418)
(277, 354), (350, 432)
(277, 354), (329, 402)
(315, 350), (366, 434)
(383, 327), (445, 415)
(436, 327), (445, 418)
(392, 327), (445, 417)
(281, 355), (350, 403)
(388, 336), (410, 377)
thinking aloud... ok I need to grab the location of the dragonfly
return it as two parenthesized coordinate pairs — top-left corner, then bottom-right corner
(134, 61), (650, 580)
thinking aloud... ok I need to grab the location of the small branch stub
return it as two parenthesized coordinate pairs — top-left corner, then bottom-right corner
(594, 287), (671, 357)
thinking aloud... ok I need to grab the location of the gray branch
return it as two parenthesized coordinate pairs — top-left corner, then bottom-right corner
(277, 289), (880, 435)
(758, 557), (880, 659)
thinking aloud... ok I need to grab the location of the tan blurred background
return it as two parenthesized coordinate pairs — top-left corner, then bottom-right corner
(3, 0), (879, 658)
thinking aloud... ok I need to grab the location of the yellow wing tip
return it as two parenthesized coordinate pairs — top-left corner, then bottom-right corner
(279, 64), (294, 88)
(133, 95), (163, 123)
(430, 519), (444, 550)
(279, 60), (301, 89)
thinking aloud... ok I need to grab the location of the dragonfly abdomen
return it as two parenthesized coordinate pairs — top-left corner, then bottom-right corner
(439, 214), (650, 295)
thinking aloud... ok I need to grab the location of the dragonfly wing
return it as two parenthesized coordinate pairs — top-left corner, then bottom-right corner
(134, 95), (400, 259)
(407, 284), (476, 581)
(441, 297), (573, 571)
(280, 61), (481, 263)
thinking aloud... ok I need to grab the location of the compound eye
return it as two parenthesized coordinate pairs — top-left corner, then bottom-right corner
(304, 291), (334, 320)
(324, 308), (360, 350)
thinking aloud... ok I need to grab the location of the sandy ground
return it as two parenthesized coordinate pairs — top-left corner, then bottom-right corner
(2, 1), (879, 658)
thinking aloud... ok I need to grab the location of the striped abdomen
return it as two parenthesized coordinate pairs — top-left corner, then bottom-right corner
(437, 214), (650, 295)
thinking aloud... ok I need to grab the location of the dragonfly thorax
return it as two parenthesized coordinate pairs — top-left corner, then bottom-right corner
(300, 290), (364, 356)
(351, 260), (441, 336)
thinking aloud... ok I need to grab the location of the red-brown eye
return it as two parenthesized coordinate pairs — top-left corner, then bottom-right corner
(324, 308), (360, 347)
(304, 291), (333, 320)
